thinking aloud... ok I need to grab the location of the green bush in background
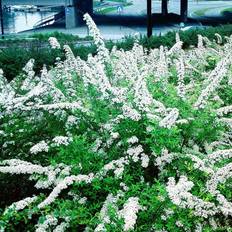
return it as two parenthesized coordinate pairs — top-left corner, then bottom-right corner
(0, 24), (232, 81)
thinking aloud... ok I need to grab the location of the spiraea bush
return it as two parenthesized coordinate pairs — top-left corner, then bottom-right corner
(0, 14), (232, 231)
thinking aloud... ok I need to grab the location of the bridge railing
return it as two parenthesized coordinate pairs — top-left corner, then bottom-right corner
(33, 11), (65, 29)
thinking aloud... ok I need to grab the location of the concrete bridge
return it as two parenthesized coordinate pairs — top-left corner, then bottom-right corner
(2, 0), (189, 30)
(2, 0), (93, 28)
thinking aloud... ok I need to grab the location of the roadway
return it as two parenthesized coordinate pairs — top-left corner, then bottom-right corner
(108, 0), (232, 18)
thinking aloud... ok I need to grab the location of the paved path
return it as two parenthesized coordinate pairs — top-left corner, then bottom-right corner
(21, 25), (138, 40)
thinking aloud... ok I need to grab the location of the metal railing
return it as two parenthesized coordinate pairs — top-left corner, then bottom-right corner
(33, 10), (65, 29)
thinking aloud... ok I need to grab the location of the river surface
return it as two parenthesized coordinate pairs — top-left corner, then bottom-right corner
(1, 10), (59, 34)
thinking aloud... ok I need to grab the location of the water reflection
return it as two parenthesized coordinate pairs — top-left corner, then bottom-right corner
(2, 10), (58, 34)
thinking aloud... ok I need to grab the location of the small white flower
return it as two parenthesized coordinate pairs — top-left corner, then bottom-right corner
(52, 136), (72, 146)
(78, 197), (87, 205)
(127, 136), (139, 144)
(49, 37), (61, 49)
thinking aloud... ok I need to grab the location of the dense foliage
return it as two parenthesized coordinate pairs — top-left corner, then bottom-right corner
(0, 15), (232, 231)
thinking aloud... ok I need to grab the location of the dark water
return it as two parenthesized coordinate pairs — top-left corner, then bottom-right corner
(1, 10), (59, 34)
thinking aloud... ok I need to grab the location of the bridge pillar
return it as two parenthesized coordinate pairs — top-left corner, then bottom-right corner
(180, 0), (188, 22)
(65, 5), (78, 29)
(65, 0), (93, 28)
(161, 0), (168, 16)
(147, 0), (152, 37)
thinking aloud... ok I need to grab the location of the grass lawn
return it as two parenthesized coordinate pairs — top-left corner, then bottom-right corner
(193, 7), (213, 16)
(95, 1), (132, 14)
(221, 7), (232, 14)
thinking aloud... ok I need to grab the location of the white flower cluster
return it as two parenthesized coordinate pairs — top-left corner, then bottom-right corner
(157, 46), (169, 80)
(65, 115), (79, 131)
(53, 222), (70, 232)
(197, 35), (204, 49)
(21, 59), (36, 91)
(194, 54), (231, 109)
(190, 154), (214, 175)
(141, 153), (149, 168)
(0, 159), (49, 175)
(126, 145), (150, 167)
(4, 196), (38, 214)
(92, 138), (103, 152)
(155, 149), (174, 171)
(38, 173), (94, 208)
(0, 159), (61, 191)
(122, 105), (141, 121)
(127, 145), (144, 162)
(167, 41), (183, 56)
(215, 33), (223, 44)
(206, 149), (232, 165)
(52, 136), (72, 146)
(205, 163), (232, 216)
(206, 163), (232, 196)
(48, 37), (61, 49)
(102, 157), (128, 178)
(127, 136), (139, 144)
(95, 192), (123, 232)
(25, 101), (88, 113)
(30, 141), (49, 154)
(0, 69), (7, 91)
(166, 176), (217, 218)
(176, 57), (186, 99)
(216, 105), (232, 116)
(78, 197), (87, 205)
(161, 208), (174, 221)
(133, 70), (154, 113)
(35, 215), (58, 232)
(159, 108), (179, 129)
(30, 136), (72, 155)
(119, 197), (141, 231)
(83, 13), (109, 62)
(218, 117), (232, 128)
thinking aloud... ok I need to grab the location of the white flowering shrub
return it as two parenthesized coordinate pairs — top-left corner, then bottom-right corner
(0, 14), (232, 231)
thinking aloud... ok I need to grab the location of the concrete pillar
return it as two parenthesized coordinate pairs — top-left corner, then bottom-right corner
(161, 0), (168, 16)
(147, 0), (152, 37)
(180, 0), (188, 22)
(65, 5), (77, 29)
